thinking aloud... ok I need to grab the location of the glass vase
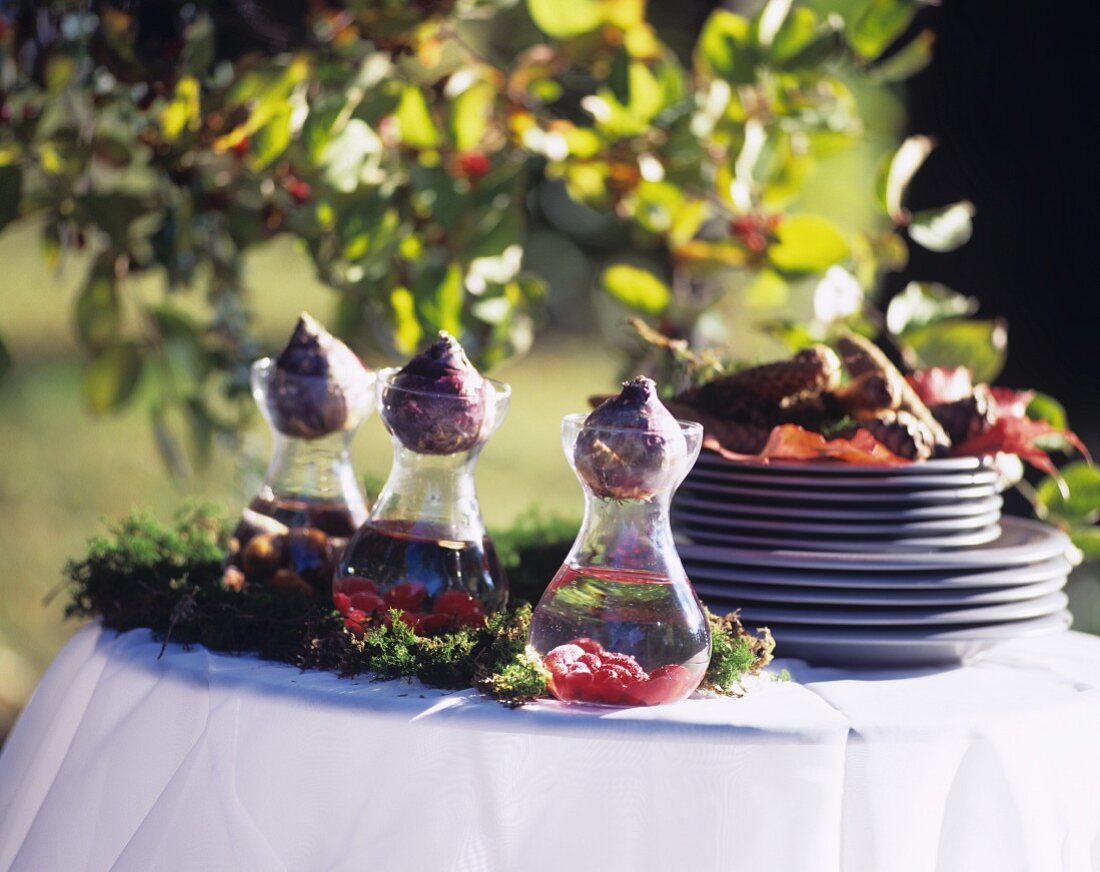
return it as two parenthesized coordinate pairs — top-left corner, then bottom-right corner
(528, 414), (709, 706)
(334, 368), (510, 629)
(223, 358), (373, 598)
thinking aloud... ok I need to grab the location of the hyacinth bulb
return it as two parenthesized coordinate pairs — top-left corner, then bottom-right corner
(268, 313), (371, 439)
(574, 376), (687, 501)
(384, 331), (492, 454)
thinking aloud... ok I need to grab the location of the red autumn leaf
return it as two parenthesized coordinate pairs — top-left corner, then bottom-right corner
(952, 415), (1091, 477)
(704, 424), (909, 466)
(906, 367), (974, 405)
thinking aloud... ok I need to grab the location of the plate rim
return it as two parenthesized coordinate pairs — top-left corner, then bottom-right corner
(760, 610), (1072, 645)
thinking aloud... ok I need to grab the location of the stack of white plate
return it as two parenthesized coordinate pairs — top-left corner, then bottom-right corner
(675, 455), (1077, 666)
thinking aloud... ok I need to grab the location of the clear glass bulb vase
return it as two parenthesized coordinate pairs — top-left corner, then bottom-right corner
(528, 414), (709, 706)
(334, 368), (511, 630)
(223, 358), (373, 598)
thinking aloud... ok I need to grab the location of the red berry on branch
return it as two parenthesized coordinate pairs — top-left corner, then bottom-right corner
(455, 150), (492, 182)
(285, 177), (312, 204)
(231, 137), (250, 158)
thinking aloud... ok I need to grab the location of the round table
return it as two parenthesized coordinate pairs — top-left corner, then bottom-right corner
(2, 624), (1100, 872)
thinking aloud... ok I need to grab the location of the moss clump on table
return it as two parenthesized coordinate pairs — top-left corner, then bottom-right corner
(61, 505), (775, 706)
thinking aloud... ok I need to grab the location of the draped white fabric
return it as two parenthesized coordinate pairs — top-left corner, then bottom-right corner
(1, 624), (1099, 872)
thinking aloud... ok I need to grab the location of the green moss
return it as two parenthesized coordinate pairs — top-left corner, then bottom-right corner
(64, 509), (775, 706)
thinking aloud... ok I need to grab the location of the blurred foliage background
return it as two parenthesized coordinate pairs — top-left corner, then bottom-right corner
(1, 0), (1098, 736)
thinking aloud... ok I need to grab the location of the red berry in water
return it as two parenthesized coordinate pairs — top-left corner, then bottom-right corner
(544, 644), (584, 673)
(577, 652), (602, 671)
(344, 608), (368, 634)
(599, 652), (648, 683)
(415, 613), (451, 636)
(385, 582), (427, 611)
(333, 592), (352, 614)
(349, 592), (385, 614)
(455, 150), (492, 181)
(433, 589), (478, 616)
(637, 663), (693, 706)
(396, 610), (426, 630)
(341, 577), (379, 596)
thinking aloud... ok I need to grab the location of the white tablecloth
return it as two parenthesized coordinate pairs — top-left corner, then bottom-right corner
(2, 624), (1100, 872)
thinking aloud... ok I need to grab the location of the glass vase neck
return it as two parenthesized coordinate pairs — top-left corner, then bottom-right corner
(263, 428), (367, 521)
(568, 493), (684, 579)
(370, 441), (483, 541)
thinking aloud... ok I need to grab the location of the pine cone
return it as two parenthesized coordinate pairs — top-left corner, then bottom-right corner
(677, 345), (841, 421)
(850, 410), (939, 461)
(931, 385), (996, 445)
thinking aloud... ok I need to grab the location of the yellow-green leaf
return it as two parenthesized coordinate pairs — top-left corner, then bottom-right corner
(527, 0), (604, 38)
(1037, 462), (1100, 525)
(902, 318), (1008, 384)
(160, 76), (201, 142)
(396, 85), (440, 150)
(696, 10), (754, 84)
(767, 214), (850, 273)
(84, 343), (143, 413)
(390, 287), (423, 355)
(601, 264), (671, 315)
(451, 82), (495, 151)
(744, 269), (789, 309)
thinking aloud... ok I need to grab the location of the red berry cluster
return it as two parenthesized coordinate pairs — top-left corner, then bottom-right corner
(543, 639), (695, 706)
(453, 150), (492, 182)
(728, 213), (782, 254)
(334, 579), (485, 636)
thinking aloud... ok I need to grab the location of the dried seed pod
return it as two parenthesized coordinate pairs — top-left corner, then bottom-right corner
(931, 385), (996, 445)
(384, 331), (493, 455)
(834, 334), (951, 450)
(269, 313), (371, 439)
(677, 345), (841, 421)
(575, 376), (688, 500)
(850, 410), (939, 461)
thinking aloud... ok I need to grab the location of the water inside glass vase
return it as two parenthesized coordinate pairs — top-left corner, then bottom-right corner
(528, 415), (710, 706)
(334, 369), (510, 621)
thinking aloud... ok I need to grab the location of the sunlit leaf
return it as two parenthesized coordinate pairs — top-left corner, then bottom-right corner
(249, 104), (293, 170)
(1069, 527), (1100, 561)
(886, 281), (978, 336)
(869, 30), (935, 82)
(396, 85), (440, 150)
(754, 0), (793, 49)
(767, 214), (850, 273)
(908, 200), (975, 252)
(744, 269), (789, 309)
(1027, 392), (1068, 430)
(846, 0), (919, 60)
(160, 76), (201, 141)
(696, 10), (755, 84)
(601, 264), (671, 315)
(875, 134), (934, 221)
(527, 0), (603, 38)
(451, 82), (495, 151)
(389, 287), (422, 355)
(1037, 462), (1100, 525)
(84, 342), (144, 413)
(320, 119), (382, 193)
(902, 317), (1008, 384)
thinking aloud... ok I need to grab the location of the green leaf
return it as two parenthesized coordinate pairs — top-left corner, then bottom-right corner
(74, 273), (121, 352)
(908, 201), (975, 252)
(249, 105), (293, 170)
(901, 317), (1008, 384)
(767, 214), (850, 273)
(526, 0), (604, 38)
(396, 85), (440, 150)
(696, 10), (755, 84)
(875, 134), (934, 221)
(608, 52), (632, 105)
(744, 269), (789, 309)
(600, 264), (672, 315)
(389, 287), (423, 355)
(84, 343), (144, 413)
(1026, 392), (1068, 430)
(869, 29), (935, 82)
(450, 82), (495, 151)
(160, 76), (201, 141)
(753, 0), (793, 49)
(1069, 526), (1100, 561)
(0, 333), (11, 382)
(0, 166), (23, 234)
(1037, 462), (1100, 525)
(846, 0), (919, 60)
(886, 281), (978, 336)
(320, 119), (382, 193)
